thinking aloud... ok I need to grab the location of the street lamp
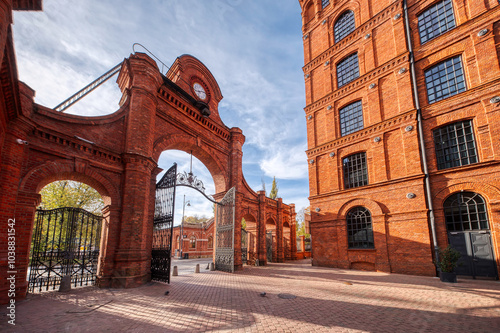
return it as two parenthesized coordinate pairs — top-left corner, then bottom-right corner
(179, 194), (190, 259)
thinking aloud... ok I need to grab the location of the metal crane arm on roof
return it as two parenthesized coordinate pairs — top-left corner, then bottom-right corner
(54, 62), (122, 112)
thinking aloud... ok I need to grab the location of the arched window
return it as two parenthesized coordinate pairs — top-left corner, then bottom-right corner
(190, 236), (196, 249)
(346, 207), (374, 248)
(322, 0), (330, 9)
(433, 120), (478, 170)
(343, 152), (368, 189)
(444, 192), (489, 232)
(334, 10), (355, 43)
(337, 53), (359, 88)
(208, 236), (213, 249)
(418, 0), (456, 44)
(424, 56), (466, 104)
(339, 100), (363, 136)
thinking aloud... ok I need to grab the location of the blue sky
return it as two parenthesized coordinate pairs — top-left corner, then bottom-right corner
(13, 0), (308, 223)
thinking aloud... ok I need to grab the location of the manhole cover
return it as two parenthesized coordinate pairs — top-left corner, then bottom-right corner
(278, 293), (296, 299)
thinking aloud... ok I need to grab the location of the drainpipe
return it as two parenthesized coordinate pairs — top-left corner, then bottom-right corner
(402, 0), (440, 267)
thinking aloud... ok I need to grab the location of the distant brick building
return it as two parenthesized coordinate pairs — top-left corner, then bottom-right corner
(170, 219), (215, 259)
(299, 0), (500, 278)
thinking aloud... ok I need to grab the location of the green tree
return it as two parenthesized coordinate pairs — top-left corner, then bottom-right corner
(241, 218), (247, 230)
(183, 215), (210, 224)
(39, 180), (104, 214)
(269, 177), (279, 199)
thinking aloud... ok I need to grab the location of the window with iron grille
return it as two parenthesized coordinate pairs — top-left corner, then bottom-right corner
(337, 53), (359, 88)
(343, 152), (368, 189)
(418, 0), (456, 44)
(322, 0), (330, 9)
(340, 100), (363, 136)
(433, 120), (477, 170)
(444, 192), (489, 232)
(190, 236), (196, 248)
(347, 207), (374, 249)
(425, 56), (466, 104)
(334, 10), (355, 43)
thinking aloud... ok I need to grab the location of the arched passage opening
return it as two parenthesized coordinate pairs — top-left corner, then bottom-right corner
(242, 214), (257, 265)
(266, 218), (276, 263)
(156, 150), (217, 262)
(283, 220), (291, 260)
(28, 177), (109, 293)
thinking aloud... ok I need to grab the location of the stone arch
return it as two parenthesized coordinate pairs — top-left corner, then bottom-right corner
(19, 159), (120, 207)
(338, 198), (384, 218)
(153, 134), (227, 193)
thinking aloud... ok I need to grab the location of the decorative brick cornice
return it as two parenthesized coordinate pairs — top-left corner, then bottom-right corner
(306, 110), (415, 158)
(305, 53), (409, 114)
(158, 87), (230, 141)
(303, 1), (401, 74)
(32, 128), (122, 165)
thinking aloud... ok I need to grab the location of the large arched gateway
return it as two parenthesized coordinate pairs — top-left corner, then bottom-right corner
(0, 3), (297, 303)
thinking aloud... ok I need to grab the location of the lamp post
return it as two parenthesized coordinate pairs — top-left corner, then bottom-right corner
(179, 194), (190, 259)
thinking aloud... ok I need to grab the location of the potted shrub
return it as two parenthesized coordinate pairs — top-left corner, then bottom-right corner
(435, 245), (461, 283)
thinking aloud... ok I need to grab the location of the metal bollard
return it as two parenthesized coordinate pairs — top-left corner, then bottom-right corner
(210, 262), (215, 271)
(195, 264), (200, 273)
(172, 265), (178, 276)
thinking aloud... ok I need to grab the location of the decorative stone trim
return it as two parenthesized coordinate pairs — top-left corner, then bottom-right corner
(306, 112), (415, 158)
(305, 53), (409, 113)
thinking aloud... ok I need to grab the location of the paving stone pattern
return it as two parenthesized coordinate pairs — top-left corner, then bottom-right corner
(2, 259), (500, 332)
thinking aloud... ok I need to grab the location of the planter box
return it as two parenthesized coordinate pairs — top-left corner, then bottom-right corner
(440, 271), (457, 283)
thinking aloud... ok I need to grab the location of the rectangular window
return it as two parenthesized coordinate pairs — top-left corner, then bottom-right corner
(322, 0), (330, 9)
(433, 120), (478, 170)
(425, 56), (466, 104)
(340, 101), (363, 136)
(343, 152), (368, 189)
(418, 0), (456, 44)
(337, 53), (359, 88)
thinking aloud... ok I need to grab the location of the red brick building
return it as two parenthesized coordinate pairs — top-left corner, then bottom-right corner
(0, 1), (297, 304)
(170, 219), (215, 259)
(300, 0), (500, 278)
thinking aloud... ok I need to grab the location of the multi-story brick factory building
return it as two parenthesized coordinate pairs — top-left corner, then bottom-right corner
(299, 0), (500, 278)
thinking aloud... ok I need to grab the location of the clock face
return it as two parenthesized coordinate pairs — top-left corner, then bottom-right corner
(193, 82), (207, 100)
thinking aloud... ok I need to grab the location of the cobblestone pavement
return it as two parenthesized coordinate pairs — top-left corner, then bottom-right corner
(2, 259), (500, 332)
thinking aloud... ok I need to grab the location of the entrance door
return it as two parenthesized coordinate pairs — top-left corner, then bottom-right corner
(29, 207), (103, 292)
(444, 191), (498, 279)
(448, 232), (497, 278)
(151, 164), (177, 283)
(215, 187), (235, 272)
(266, 231), (273, 263)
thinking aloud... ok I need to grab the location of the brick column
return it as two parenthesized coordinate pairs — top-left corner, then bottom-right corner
(0, 0), (12, 68)
(109, 53), (162, 288)
(0, 119), (33, 304)
(257, 191), (267, 263)
(276, 198), (284, 263)
(229, 128), (245, 270)
(290, 204), (298, 260)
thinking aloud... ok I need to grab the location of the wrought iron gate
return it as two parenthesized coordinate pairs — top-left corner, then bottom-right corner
(241, 229), (248, 264)
(28, 207), (103, 293)
(215, 187), (235, 272)
(151, 164), (177, 283)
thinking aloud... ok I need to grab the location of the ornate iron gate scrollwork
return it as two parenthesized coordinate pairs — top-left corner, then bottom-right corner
(151, 164), (177, 283)
(28, 207), (102, 293)
(215, 187), (236, 272)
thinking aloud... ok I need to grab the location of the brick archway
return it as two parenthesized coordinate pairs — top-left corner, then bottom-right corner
(0, 8), (297, 303)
